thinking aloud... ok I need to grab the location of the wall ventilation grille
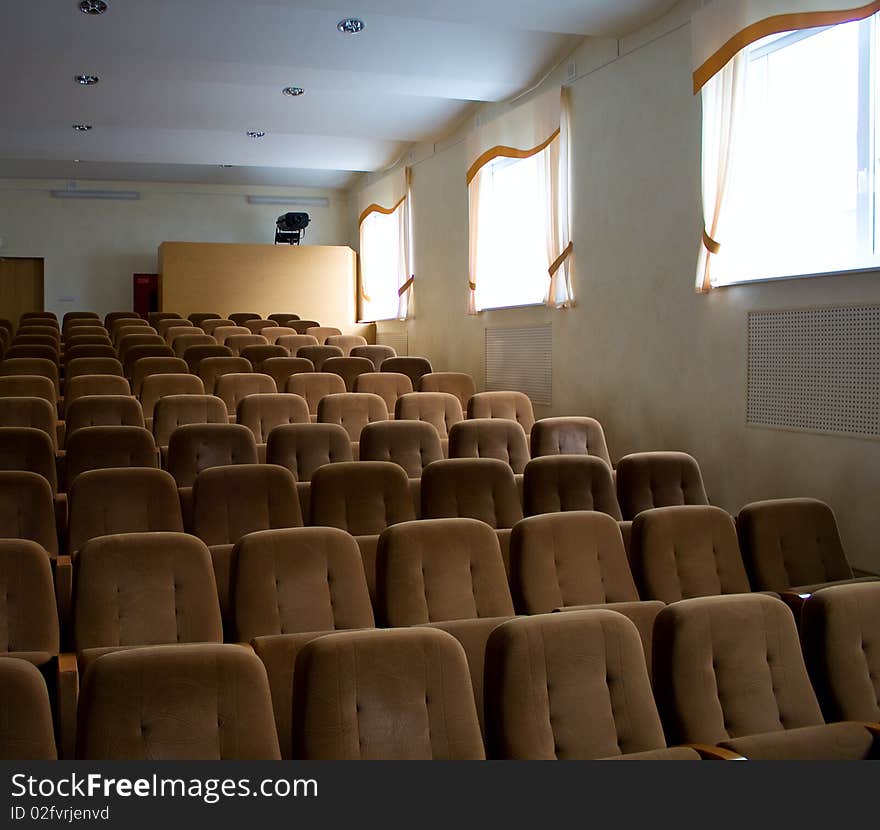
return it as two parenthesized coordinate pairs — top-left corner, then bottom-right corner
(485, 324), (552, 406)
(377, 329), (408, 356)
(747, 305), (880, 438)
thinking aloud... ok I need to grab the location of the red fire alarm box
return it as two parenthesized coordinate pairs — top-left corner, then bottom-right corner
(133, 273), (159, 318)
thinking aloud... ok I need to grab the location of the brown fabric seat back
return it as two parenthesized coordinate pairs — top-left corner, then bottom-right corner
(122, 345), (175, 377)
(736, 498), (853, 592)
(310, 461), (414, 535)
(65, 426), (158, 486)
(77, 644), (281, 760)
(166, 423), (258, 487)
(529, 416), (612, 466)
(467, 391), (535, 435)
(509, 512), (639, 614)
(801, 581), (880, 722)
(276, 334), (319, 353)
(394, 392), (463, 440)
(0, 359), (60, 395)
(117, 333), (165, 362)
(151, 395), (228, 448)
(305, 326), (342, 344)
(0, 471), (59, 555)
(212, 326), (251, 345)
(417, 372), (476, 410)
(289, 319), (320, 334)
(631, 505), (749, 603)
(225, 334), (269, 357)
(65, 396), (144, 438)
(68, 468), (184, 553)
(378, 518), (513, 625)
(523, 455), (621, 519)
(616, 451), (709, 520)
(322, 357), (375, 391)
(265, 423), (352, 480)
(292, 628), (484, 760)
(380, 356), (433, 388)
(236, 394), (310, 444)
(652, 594), (825, 745)
(104, 312), (139, 329)
(262, 327), (299, 344)
(63, 311), (100, 326)
(229, 313), (260, 326)
(0, 427), (57, 493)
(66, 357), (124, 380)
(259, 357), (314, 392)
(350, 344), (395, 370)
(233, 527), (374, 640)
(64, 335), (113, 350)
(214, 373), (277, 417)
(73, 532), (222, 651)
(296, 345), (344, 371)
(162, 325), (203, 345)
(359, 420), (442, 477)
(6, 345), (58, 362)
(240, 345), (288, 367)
(110, 318), (148, 340)
(63, 344), (117, 363)
(187, 313), (221, 327)
(0, 659), (57, 759)
(140, 374), (205, 422)
(0, 397), (57, 450)
(421, 458), (522, 529)
(317, 393), (389, 443)
(201, 319), (235, 335)
(130, 356), (189, 395)
(0, 538), (59, 654)
(484, 610), (666, 759)
(0, 374), (57, 405)
(267, 313), (300, 326)
(183, 344), (233, 374)
(244, 320), (279, 335)
(353, 372), (413, 413)
(197, 356), (252, 394)
(192, 464), (303, 546)
(172, 333), (216, 358)
(449, 418), (530, 474)
(325, 335), (368, 355)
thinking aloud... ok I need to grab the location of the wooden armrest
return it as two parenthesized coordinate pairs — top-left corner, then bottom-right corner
(53, 555), (73, 645)
(860, 722), (880, 738)
(685, 744), (747, 761)
(56, 653), (78, 760)
(778, 591), (811, 618)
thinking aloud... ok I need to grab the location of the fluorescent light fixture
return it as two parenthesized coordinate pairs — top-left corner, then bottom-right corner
(246, 195), (329, 207)
(50, 189), (140, 200)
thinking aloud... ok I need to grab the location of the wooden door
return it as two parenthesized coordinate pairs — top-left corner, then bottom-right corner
(0, 257), (44, 325)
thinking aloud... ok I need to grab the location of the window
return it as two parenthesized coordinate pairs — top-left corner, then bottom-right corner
(472, 152), (550, 311)
(710, 13), (879, 285)
(359, 201), (407, 321)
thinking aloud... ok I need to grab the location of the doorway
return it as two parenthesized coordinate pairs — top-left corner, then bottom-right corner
(0, 257), (44, 324)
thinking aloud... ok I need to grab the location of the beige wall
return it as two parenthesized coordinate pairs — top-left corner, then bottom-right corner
(355, 2), (880, 572)
(0, 179), (350, 318)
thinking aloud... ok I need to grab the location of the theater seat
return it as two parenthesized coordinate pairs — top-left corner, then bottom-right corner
(130, 356), (190, 396)
(197, 356), (252, 395)
(381, 356), (433, 388)
(0, 471), (59, 557)
(395, 392), (463, 457)
(239, 527), (375, 758)
(76, 644), (281, 760)
(353, 372), (412, 415)
(449, 418), (530, 474)
(616, 451), (708, 520)
(522, 455), (622, 519)
(417, 372), (475, 410)
(350, 344), (395, 371)
(316, 392), (388, 458)
(64, 426), (157, 489)
(0, 658), (57, 760)
(484, 611), (705, 760)
(236, 393), (310, 461)
(214, 372), (277, 421)
(64, 396), (145, 439)
(183, 345), (233, 374)
(259, 357), (314, 392)
(296, 345), (344, 372)
(653, 593), (880, 760)
(139, 374), (204, 429)
(467, 391), (535, 437)
(322, 356), (375, 391)
(529, 416), (612, 467)
(325, 334), (367, 355)
(292, 628), (484, 760)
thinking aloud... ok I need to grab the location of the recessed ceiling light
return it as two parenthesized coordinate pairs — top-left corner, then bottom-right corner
(337, 18), (365, 34)
(79, 0), (108, 14)
(72, 124), (93, 131)
(282, 86), (305, 97)
(219, 164), (234, 168)
(246, 130), (266, 139)
(75, 74), (100, 86)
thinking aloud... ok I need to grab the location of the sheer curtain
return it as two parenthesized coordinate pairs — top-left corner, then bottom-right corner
(544, 86), (574, 308)
(695, 50), (746, 293)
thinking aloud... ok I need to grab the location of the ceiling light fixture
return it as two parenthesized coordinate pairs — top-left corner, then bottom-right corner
(246, 130), (266, 138)
(79, 0), (108, 14)
(72, 124), (93, 131)
(246, 195), (329, 207)
(337, 18), (365, 34)
(282, 86), (305, 97)
(75, 74), (100, 85)
(219, 164), (235, 168)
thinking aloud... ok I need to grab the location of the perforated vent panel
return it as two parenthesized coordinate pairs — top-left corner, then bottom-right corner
(377, 330), (408, 356)
(485, 324), (552, 406)
(747, 306), (880, 438)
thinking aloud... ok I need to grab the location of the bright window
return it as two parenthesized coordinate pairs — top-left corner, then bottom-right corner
(711, 14), (879, 285)
(473, 151), (550, 311)
(359, 201), (407, 321)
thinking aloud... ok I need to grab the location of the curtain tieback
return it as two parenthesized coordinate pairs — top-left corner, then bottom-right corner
(702, 228), (721, 255)
(398, 276), (414, 297)
(548, 241), (574, 278)
(468, 280), (477, 291)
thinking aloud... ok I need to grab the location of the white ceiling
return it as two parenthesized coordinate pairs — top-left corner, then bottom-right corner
(0, 0), (676, 189)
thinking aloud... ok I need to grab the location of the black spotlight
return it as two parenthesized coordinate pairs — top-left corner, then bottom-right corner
(275, 212), (310, 245)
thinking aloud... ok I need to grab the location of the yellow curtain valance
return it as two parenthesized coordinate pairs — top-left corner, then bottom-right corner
(692, 0), (880, 93)
(356, 167), (408, 226)
(358, 195), (406, 227)
(466, 129), (561, 186)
